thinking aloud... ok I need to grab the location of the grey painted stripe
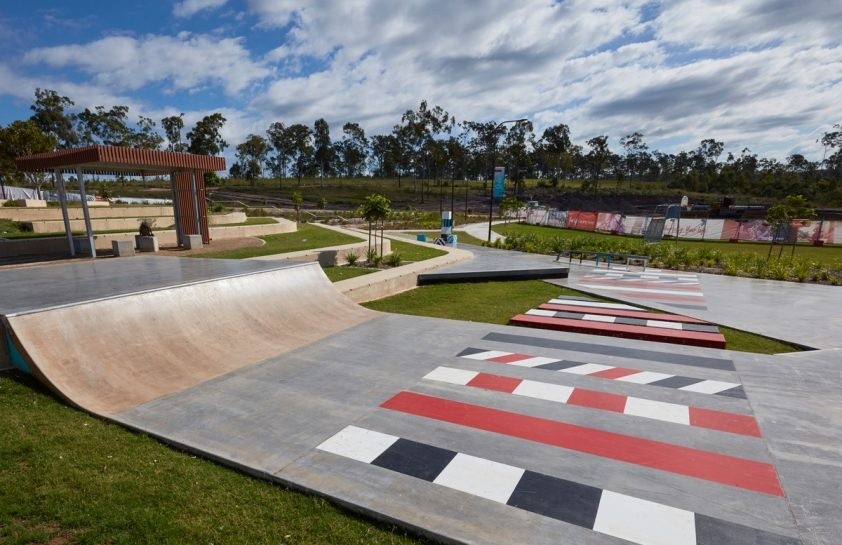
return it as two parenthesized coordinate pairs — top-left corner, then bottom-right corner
(483, 332), (735, 371)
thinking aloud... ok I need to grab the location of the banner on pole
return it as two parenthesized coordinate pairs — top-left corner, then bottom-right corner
(493, 167), (505, 198)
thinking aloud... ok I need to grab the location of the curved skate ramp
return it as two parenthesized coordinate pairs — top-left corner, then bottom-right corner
(2, 259), (375, 416)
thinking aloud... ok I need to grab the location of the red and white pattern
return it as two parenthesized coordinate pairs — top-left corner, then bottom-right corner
(424, 366), (760, 436)
(577, 269), (707, 308)
(459, 348), (743, 397)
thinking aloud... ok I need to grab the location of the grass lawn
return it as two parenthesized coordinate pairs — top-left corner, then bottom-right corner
(321, 265), (379, 282)
(223, 216), (279, 227)
(364, 280), (802, 354)
(495, 223), (842, 265)
(199, 223), (364, 259)
(0, 372), (428, 545)
(388, 239), (447, 262)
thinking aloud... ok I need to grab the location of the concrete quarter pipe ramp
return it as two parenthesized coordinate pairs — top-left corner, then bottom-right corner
(1, 257), (375, 415)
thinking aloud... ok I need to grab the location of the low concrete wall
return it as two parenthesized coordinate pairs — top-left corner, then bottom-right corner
(336, 235), (473, 303)
(0, 218), (296, 255)
(0, 205), (171, 222)
(26, 217), (173, 233)
(250, 237), (388, 266)
(208, 211), (247, 225)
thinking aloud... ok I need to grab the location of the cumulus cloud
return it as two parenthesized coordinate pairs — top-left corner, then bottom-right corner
(2, 0), (840, 161)
(173, 0), (228, 18)
(23, 32), (268, 96)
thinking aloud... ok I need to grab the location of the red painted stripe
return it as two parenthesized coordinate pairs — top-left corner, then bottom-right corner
(538, 303), (710, 324)
(617, 292), (707, 303)
(381, 391), (782, 496)
(510, 314), (726, 349)
(690, 407), (762, 438)
(567, 389), (627, 413)
(467, 373), (522, 393)
(590, 367), (640, 379)
(487, 353), (534, 364)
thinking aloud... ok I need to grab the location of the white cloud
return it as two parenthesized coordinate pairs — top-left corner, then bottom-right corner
(23, 33), (268, 96)
(173, 0), (228, 18)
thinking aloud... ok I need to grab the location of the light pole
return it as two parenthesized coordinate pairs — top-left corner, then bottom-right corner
(488, 118), (528, 242)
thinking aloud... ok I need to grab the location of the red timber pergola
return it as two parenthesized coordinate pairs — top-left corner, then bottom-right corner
(15, 145), (225, 258)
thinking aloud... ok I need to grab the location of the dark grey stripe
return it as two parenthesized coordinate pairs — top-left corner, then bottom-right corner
(456, 347), (487, 357)
(372, 438), (457, 482)
(649, 375), (706, 389)
(507, 470), (602, 529)
(536, 360), (591, 371)
(695, 514), (801, 545)
(483, 332), (735, 371)
(717, 385), (747, 399)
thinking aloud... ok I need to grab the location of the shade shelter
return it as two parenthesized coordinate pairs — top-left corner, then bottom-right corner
(14, 146), (225, 258)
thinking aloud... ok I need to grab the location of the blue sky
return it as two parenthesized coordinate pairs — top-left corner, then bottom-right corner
(1, 0), (840, 163)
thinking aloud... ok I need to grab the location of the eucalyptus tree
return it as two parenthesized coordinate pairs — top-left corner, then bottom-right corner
(313, 118), (334, 185)
(187, 113), (227, 156)
(539, 123), (572, 181)
(585, 135), (610, 188)
(234, 134), (270, 184)
(395, 100), (454, 199)
(30, 88), (77, 148)
(338, 122), (368, 177)
(285, 123), (314, 185)
(620, 131), (648, 181)
(161, 114), (186, 151)
(502, 120), (534, 195)
(0, 120), (57, 197)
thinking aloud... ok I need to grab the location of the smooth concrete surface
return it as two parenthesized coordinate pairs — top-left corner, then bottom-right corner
(418, 243), (568, 283)
(112, 314), (820, 545)
(560, 263), (842, 350)
(3, 253), (841, 544)
(2, 259), (373, 415)
(182, 234), (203, 250)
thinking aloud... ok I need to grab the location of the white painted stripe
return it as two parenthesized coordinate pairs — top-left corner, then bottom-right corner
(506, 356), (562, 368)
(623, 397), (690, 425)
(644, 319), (685, 330)
(679, 380), (740, 394)
(593, 490), (696, 545)
(513, 380), (574, 403)
(424, 366), (479, 386)
(317, 426), (398, 463)
(548, 299), (640, 310)
(433, 453), (524, 504)
(561, 363), (615, 375)
(582, 313), (617, 323)
(525, 308), (558, 317)
(577, 284), (704, 297)
(616, 371), (674, 384)
(460, 350), (511, 361)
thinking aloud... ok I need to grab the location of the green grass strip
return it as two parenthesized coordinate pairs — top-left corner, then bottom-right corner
(322, 266), (379, 282)
(199, 223), (364, 259)
(364, 279), (802, 354)
(0, 372), (428, 545)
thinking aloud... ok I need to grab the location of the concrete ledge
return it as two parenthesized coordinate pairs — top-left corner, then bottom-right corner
(208, 211), (247, 225)
(336, 236), (474, 303)
(111, 240), (135, 257)
(0, 205), (169, 222)
(183, 234), (203, 250)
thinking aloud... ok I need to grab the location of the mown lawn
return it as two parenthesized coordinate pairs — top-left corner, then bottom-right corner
(0, 372), (428, 545)
(199, 223), (364, 259)
(495, 223), (842, 265)
(364, 279), (802, 355)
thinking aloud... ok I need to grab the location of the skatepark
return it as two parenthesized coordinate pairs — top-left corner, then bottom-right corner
(2, 240), (841, 545)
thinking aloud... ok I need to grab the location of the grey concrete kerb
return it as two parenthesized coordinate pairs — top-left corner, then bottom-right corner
(332, 226), (474, 303)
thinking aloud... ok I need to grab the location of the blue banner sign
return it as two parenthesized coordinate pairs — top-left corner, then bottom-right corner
(493, 167), (505, 198)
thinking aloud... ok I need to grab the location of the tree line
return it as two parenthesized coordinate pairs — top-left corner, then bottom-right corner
(2, 89), (841, 204)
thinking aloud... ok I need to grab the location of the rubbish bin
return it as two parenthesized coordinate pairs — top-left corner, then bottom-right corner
(416, 234), (427, 242)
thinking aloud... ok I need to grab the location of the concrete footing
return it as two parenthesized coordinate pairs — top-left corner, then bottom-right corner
(111, 240), (135, 257)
